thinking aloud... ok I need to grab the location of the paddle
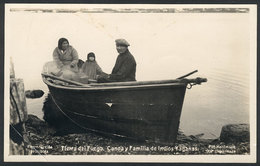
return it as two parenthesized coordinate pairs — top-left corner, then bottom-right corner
(42, 73), (91, 87)
(177, 70), (198, 79)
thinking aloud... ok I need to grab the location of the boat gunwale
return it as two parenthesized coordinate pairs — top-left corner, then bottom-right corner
(42, 76), (187, 91)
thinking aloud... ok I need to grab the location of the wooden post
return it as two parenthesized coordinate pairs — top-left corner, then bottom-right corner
(10, 79), (28, 124)
(9, 58), (30, 155)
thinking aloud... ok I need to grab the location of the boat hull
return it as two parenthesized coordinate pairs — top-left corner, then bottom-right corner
(46, 82), (187, 144)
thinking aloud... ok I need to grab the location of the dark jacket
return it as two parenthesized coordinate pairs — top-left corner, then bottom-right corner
(110, 49), (136, 82)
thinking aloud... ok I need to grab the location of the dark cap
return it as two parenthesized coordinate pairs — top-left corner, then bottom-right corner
(115, 39), (130, 46)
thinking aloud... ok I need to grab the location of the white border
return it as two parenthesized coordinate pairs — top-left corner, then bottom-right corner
(4, 4), (257, 163)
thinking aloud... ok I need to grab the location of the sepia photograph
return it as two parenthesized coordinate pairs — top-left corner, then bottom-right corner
(4, 3), (257, 163)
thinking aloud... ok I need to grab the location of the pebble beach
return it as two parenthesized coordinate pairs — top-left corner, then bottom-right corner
(24, 114), (249, 155)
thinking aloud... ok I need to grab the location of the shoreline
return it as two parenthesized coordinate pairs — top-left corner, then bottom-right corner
(20, 114), (250, 155)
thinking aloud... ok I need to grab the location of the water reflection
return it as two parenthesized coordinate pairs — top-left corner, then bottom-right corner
(179, 67), (249, 138)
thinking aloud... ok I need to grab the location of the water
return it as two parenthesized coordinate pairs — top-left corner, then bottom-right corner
(6, 7), (251, 139)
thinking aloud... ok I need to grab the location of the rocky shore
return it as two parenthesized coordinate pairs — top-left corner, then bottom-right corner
(24, 114), (250, 155)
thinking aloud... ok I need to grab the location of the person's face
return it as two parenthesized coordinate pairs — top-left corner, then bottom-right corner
(61, 41), (69, 50)
(116, 45), (127, 54)
(89, 57), (95, 61)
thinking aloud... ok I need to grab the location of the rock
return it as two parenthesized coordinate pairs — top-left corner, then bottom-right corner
(26, 114), (55, 136)
(25, 90), (44, 99)
(26, 114), (45, 126)
(177, 130), (209, 143)
(236, 142), (250, 154)
(220, 124), (249, 143)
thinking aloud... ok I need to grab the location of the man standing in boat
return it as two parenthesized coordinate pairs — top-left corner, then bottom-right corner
(98, 38), (136, 82)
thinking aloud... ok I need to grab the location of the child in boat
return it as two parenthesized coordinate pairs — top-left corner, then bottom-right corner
(80, 52), (104, 80)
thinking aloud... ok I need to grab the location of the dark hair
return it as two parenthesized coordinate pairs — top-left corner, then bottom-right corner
(87, 52), (96, 61)
(77, 59), (85, 68)
(58, 38), (69, 50)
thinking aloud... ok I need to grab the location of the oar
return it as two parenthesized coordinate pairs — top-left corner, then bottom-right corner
(89, 70), (201, 87)
(42, 73), (91, 87)
(43, 70), (200, 88)
(90, 77), (207, 87)
(177, 70), (198, 79)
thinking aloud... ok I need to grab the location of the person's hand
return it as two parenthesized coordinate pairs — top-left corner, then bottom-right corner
(70, 62), (76, 68)
(57, 70), (63, 76)
(51, 70), (63, 77)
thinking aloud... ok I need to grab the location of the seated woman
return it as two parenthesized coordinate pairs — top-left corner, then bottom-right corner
(51, 38), (81, 81)
(80, 52), (106, 80)
(53, 37), (79, 72)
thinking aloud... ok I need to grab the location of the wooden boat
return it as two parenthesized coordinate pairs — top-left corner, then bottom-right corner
(41, 71), (207, 145)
